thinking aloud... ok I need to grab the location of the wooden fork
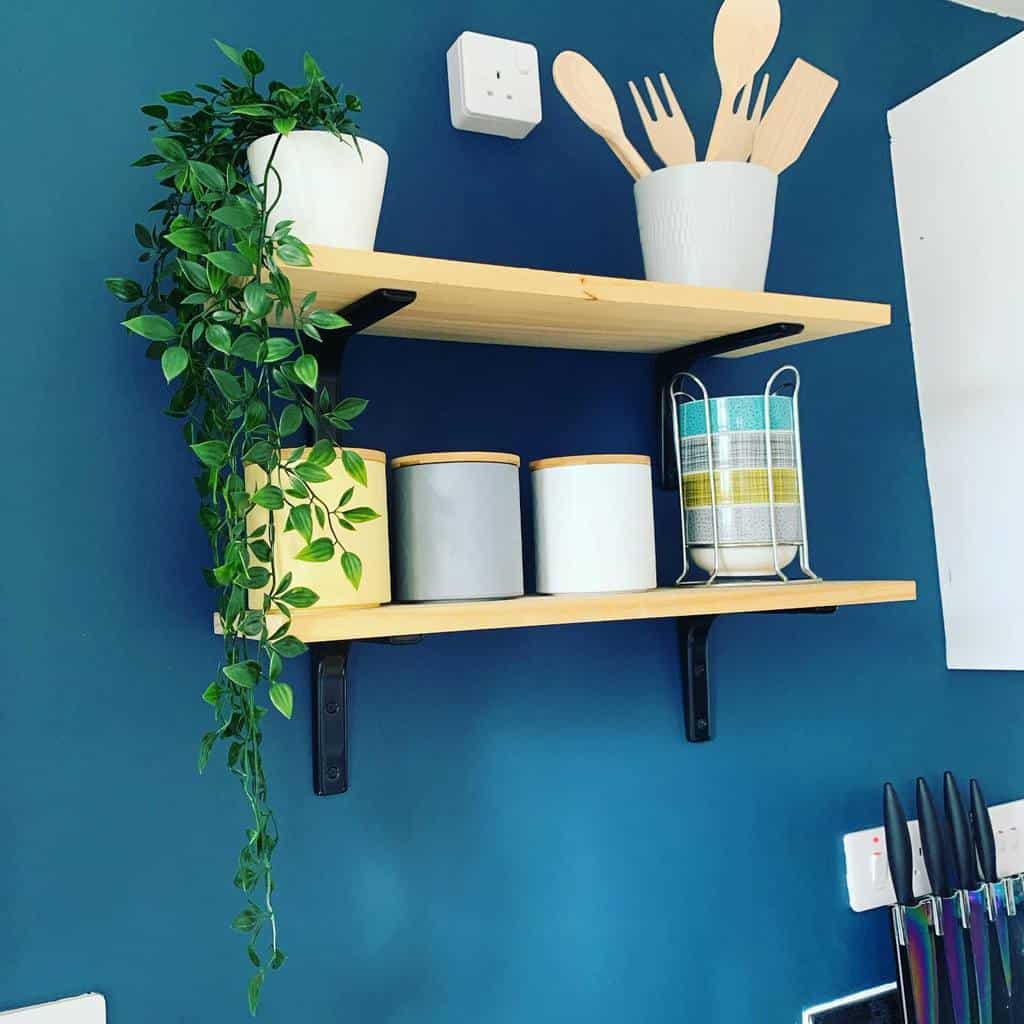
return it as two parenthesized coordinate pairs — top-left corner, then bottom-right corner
(705, 73), (770, 162)
(628, 73), (697, 167)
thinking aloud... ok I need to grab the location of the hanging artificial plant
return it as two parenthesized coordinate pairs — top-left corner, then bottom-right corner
(105, 42), (373, 1015)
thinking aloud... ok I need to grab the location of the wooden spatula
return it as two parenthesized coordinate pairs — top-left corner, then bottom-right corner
(706, 0), (781, 160)
(553, 50), (651, 180)
(751, 58), (838, 173)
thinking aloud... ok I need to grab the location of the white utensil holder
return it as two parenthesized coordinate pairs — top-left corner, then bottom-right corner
(634, 161), (778, 290)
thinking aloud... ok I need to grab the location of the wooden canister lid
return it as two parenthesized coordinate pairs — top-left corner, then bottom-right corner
(391, 451), (521, 469)
(280, 446), (386, 463)
(529, 454), (651, 472)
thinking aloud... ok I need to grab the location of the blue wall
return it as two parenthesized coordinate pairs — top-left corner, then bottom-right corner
(3, 1), (1021, 1020)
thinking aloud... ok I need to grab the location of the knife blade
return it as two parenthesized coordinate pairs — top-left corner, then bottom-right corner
(886, 782), (940, 1024)
(918, 777), (972, 1024)
(972, 779), (1014, 1000)
(948, 770), (993, 1024)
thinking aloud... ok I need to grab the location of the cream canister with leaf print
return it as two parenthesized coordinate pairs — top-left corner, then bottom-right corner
(245, 445), (390, 609)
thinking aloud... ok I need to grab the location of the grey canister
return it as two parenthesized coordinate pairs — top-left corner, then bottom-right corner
(391, 452), (525, 602)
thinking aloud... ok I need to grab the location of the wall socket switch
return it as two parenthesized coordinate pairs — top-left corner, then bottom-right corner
(446, 31), (542, 140)
(844, 795), (1024, 911)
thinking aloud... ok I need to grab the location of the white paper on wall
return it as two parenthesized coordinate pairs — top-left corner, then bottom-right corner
(0, 995), (105, 1023)
(888, 31), (1024, 670)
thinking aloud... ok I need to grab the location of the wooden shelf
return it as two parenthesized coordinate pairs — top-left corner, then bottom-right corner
(244, 580), (915, 644)
(288, 247), (891, 356)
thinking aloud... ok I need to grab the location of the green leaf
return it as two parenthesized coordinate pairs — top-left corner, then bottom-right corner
(269, 682), (294, 719)
(201, 682), (221, 706)
(294, 462), (331, 483)
(273, 636), (308, 658)
(285, 505), (313, 543)
(123, 314), (176, 341)
(141, 103), (168, 119)
(247, 945), (261, 969)
(232, 907), (259, 932)
(270, 949), (287, 971)
(281, 586), (318, 608)
(223, 661), (260, 688)
(207, 250), (252, 276)
(198, 731), (217, 773)
(160, 90), (194, 105)
(307, 439), (336, 468)
(215, 39), (246, 68)
(132, 153), (164, 167)
(252, 485), (284, 510)
(153, 136), (187, 162)
(276, 242), (311, 266)
(309, 310), (350, 330)
(303, 52), (324, 81)
(105, 277), (142, 302)
(264, 337), (295, 362)
(342, 449), (368, 486)
(165, 227), (209, 255)
(334, 396), (368, 420)
(344, 506), (379, 523)
(268, 650), (283, 681)
(241, 48), (265, 75)
(190, 440), (229, 469)
(295, 538), (334, 562)
(278, 404), (303, 436)
(208, 368), (242, 400)
(233, 104), (275, 117)
(205, 323), (232, 354)
(273, 116), (298, 135)
(341, 550), (363, 589)
(293, 354), (318, 390)
(134, 223), (154, 248)
(211, 204), (255, 230)
(161, 345), (189, 382)
(248, 972), (264, 1016)
(240, 566), (270, 589)
(178, 259), (209, 290)
(243, 283), (272, 318)
(338, 486), (354, 508)
(189, 160), (225, 192)
(232, 333), (262, 362)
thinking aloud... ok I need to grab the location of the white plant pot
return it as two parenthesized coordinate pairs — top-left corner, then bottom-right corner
(247, 131), (388, 251)
(634, 161), (778, 291)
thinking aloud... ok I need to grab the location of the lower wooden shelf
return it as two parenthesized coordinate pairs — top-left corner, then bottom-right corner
(232, 579), (915, 643)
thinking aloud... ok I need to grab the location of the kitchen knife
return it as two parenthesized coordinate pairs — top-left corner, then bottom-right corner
(886, 782), (940, 1024)
(948, 770), (994, 1024)
(918, 777), (972, 1024)
(972, 778), (1014, 1000)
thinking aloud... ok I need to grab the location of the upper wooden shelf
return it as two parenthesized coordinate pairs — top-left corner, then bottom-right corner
(247, 580), (915, 644)
(289, 247), (891, 356)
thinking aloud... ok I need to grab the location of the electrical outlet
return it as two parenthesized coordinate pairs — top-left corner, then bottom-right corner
(843, 796), (1024, 911)
(446, 31), (542, 140)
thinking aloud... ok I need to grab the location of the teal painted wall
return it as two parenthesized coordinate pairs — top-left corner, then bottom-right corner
(2, 1), (1021, 1020)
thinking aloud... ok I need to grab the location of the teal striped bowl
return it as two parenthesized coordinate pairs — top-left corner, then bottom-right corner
(680, 395), (794, 437)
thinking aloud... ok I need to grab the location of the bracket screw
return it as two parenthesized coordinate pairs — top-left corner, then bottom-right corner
(326, 766), (341, 781)
(326, 702), (339, 714)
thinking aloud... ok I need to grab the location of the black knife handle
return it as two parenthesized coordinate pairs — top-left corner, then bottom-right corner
(884, 783), (916, 906)
(917, 777), (950, 898)
(945, 771), (978, 891)
(969, 778), (999, 884)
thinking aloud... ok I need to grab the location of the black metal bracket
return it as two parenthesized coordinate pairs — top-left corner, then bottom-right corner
(678, 605), (837, 743)
(312, 636), (423, 796)
(655, 322), (806, 490)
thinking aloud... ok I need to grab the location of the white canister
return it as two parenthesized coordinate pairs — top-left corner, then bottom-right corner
(247, 131), (388, 251)
(634, 161), (778, 290)
(530, 455), (657, 595)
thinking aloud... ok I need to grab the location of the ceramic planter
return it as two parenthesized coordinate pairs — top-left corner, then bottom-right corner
(634, 161), (777, 290)
(391, 452), (524, 602)
(247, 131), (388, 251)
(245, 446), (390, 608)
(530, 454), (657, 595)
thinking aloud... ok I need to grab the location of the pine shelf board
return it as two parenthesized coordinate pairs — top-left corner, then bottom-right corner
(228, 580), (916, 643)
(287, 247), (891, 356)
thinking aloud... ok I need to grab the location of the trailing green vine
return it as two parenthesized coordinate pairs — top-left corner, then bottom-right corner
(105, 41), (374, 1015)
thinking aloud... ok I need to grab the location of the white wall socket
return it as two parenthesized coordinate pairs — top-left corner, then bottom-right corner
(844, 796), (1024, 911)
(446, 31), (542, 140)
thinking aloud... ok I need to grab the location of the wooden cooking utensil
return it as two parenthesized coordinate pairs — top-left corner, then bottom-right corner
(751, 58), (838, 173)
(706, 0), (781, 160)
(553, 50), (651, 180)
(705, 72), (769, 162)
(628, 73), (697, 166)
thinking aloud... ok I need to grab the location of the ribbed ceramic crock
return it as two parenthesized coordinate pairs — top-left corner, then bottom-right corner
(530, 455), (657, 595)
(244, 446), (390, 609)
(391, 452), (525, 602)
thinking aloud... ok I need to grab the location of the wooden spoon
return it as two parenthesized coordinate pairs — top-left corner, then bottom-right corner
(706, 0), (781, 160)
(553, 51), (651, 180)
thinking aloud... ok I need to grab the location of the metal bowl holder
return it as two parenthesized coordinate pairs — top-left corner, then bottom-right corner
(670, 365), (820, 585)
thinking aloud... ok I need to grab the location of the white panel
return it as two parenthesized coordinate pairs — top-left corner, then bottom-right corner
(888, 32), (1024, 670)
(0, 995), (105, 1022)
(947, 0), (1024, 19)
(844, 797), (1024, 911)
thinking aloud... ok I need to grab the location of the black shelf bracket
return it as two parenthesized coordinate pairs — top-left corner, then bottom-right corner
(312, 636), (423, 796)
(655, 321), (806, 490)
(678, 605), (837, 743)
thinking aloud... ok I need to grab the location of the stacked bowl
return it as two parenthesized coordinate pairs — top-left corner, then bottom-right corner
(678, 393), (803, 577)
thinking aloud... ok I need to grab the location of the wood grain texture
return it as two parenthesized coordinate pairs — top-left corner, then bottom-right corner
(529, 454), (650, 470)
(215, 580), (916, 642)
(391, 451), (520, 469)
(284, 247), (890, 355)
